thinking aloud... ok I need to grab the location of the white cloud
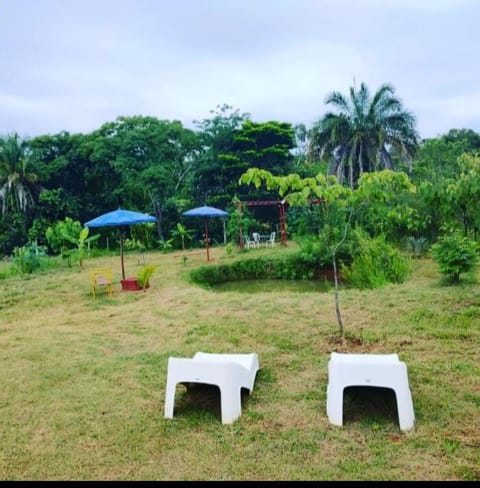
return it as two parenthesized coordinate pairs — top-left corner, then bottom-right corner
(356, 0), (478, 12)
(0, 0), (479, 139)
(415, 89), (480, 137)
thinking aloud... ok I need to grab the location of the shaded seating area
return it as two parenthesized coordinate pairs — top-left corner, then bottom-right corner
(245, 231), (275, 248)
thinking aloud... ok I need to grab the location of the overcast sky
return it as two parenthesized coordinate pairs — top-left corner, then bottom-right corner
(1, 0), (479, 141)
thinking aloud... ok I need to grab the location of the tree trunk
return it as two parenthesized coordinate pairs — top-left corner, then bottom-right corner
(332, 252), (344, 341)
(153, 201), (164, 241)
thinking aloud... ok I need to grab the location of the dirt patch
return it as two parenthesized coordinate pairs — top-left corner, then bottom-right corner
(326, 333), (379, 353)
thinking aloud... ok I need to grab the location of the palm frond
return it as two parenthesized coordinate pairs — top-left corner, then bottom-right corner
(0, 133), (37, 216)
(309, 81), (419, 186)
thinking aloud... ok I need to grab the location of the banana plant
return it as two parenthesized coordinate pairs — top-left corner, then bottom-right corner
(170, 222), (193, 250)
(62, 226), (100, 268)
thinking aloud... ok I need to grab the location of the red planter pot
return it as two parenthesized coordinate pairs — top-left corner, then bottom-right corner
(121, 277), (150, 291)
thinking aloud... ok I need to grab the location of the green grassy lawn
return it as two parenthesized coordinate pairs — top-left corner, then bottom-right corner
(0, 245), (478, 480)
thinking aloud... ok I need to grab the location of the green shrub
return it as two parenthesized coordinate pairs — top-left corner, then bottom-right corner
(431, 233), (478, 284)
(158, 239), (173, 253)
(225, 242), (234, 257)
(296, 235), (331, 269)
(12, 242), (48, 275)
(189, 258), (269, 287)
(189, 253), (330, 288)
(124, 238), (146, 252)
(342, 233), (412, 289)
(45, 217), (82, 255)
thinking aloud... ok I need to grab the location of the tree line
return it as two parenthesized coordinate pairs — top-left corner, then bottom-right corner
(1, 82), (480, 257)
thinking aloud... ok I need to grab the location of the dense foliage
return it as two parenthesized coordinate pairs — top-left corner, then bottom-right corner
(0, 83), (479, 289)
(431, 232), (478, 283)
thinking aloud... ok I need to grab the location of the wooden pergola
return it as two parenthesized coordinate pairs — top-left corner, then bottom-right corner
(236, 199), (324, 249)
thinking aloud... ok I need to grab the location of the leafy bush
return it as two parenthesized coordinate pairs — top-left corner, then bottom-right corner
(190, 258), (270, 287)
(124, 238), (146, 252)
(224, 242), (234, 257)
(341, 232), (412, 289)
(431, 233), (478, 283)
(158, 239), (174, 253)
(45, 217), (82, 255)
(12, 242), (48, 275)
(189, 253), (329, 288)
(296, 235), (331, 269)
(61, 227), (100, 268)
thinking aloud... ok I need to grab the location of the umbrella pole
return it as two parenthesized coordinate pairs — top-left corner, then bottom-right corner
(205, 219), (210, 261)
(120, 231), (126, 280)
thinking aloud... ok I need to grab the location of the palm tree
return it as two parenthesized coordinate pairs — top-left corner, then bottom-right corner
(0, 133), (38, 217)
(308, 82), (419, 188)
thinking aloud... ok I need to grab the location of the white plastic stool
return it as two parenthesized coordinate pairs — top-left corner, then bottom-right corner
(326, 352), (415, 431)
(164, 352), (259, 424)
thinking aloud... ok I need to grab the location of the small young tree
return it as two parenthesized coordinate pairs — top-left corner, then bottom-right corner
(239, 168), (353, 341)
(431, 232), (478, 284)
(46, 217), (99, 268)
(46, 217), (82, 260)
(62, 226), (100, 268)
(239, 168), (415, 341)
(170, 222), (193, 250)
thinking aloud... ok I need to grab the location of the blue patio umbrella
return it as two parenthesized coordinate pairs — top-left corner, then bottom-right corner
(183, 205), (229, 261)
(85, 208), (157, 280)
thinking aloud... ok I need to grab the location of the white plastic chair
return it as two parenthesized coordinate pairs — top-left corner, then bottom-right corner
(266, 231), (276, 247)
(164, 352), (259, 424)
(252, 232), (261, 248)
(326, 352), (415, 431)
(244, 234), (259, 249)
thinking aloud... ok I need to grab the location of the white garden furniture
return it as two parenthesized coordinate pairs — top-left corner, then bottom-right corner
(164, 352), (259, 424)
(326, 352), (415, 431)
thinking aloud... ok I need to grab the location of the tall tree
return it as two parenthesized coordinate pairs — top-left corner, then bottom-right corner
(308, 82), (419, 188)
(30, 131), (119, 224)
(412, 128), (480, 183)
(90, 116), (199, 241)
(0, 133), (41, 254)
(232, 120), (297, 226)
(443, 128), (480, 152)
(446, 153), (480, 239)
(192, 106), (296, 214)
(410, 129), (480, 241)
(0, 133), (38, 217)
(192, 104), (249, 207)
(234, 120), (295, 175)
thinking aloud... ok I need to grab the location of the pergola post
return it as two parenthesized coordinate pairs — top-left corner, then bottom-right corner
(279, 201), (287, 246)
(237, 198), (323, 247)
(237, 201), (244, 249)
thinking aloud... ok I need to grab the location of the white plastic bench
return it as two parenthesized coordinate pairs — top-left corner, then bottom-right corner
(326, 352), (415, 431)
(164, 352), (259, 424)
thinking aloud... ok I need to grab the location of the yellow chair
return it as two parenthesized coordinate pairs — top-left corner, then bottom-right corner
(90, 268), (113, 300)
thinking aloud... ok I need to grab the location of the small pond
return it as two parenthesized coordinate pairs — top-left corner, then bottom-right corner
(212, 279), (332, 294)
